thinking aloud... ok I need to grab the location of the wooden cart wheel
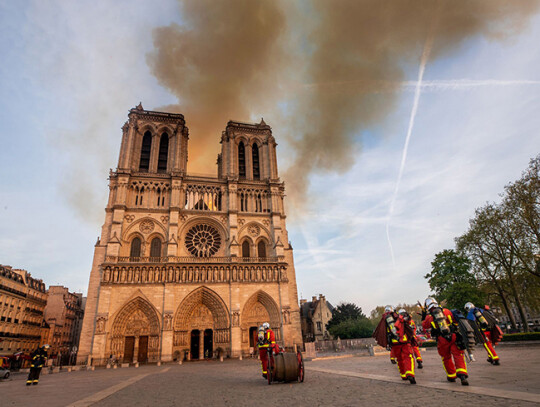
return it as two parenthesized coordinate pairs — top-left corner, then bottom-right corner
(267, 349), (273, 385)
(297, 350), (304, 382)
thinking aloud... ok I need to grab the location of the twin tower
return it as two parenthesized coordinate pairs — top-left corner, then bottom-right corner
(78, 104), (302, 364)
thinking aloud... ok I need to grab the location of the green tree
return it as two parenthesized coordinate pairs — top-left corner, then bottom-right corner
(424, 249), (484, 310)
(326, 302), (366, 330)
(327, 318), (374, 339)
(326, 302), (372, 338)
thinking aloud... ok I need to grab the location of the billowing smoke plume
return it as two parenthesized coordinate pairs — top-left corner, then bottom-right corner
(147, 0), (288, 173)
(149, 0), (540, 209)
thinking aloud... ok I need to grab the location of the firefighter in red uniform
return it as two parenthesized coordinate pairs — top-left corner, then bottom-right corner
(465, 302), (500, 365)
(379, 306), (416, 384)
(422, 298), (469, 386)
(257, 322), (280, 378)
(398, 309), (423, 369)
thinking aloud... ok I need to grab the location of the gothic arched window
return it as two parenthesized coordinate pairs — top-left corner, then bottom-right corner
(257, 240), (266, 258)
(238, 142), (246, 178)
(139, 131), (152, 171)
(130, 237), (141, 260)
(252, 143), (260, 179)
(150, 238), (162, 259)
(242, 240), (250, 257)
(157, 133), (168, 172)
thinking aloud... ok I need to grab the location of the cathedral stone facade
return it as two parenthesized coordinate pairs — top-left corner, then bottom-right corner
(78, 104), (302, 365)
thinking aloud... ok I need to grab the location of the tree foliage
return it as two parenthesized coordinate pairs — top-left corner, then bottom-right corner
(326, 302), (372, 338)
(424, 249), (485, 310)
(327, 318), (374, 339)
(454, 155), (540, 332)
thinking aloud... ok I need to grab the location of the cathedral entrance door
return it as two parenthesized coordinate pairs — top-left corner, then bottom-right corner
(203, 329), (213, 359)
(123, 336), (135, 363)
(191, 330), (200, 360)
(249, 326), (258, 348)
(138, 336), (148, 363)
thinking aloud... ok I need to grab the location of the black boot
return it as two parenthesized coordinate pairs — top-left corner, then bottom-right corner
(447, 377), (456, 382)
(417, 360), (423, 369)
(408, 376), (416, 384)
(493, 359), (500, 365)
(458, 375), (469, 386)
(390, 359), (397, 364)
(487, 358), (493, 364)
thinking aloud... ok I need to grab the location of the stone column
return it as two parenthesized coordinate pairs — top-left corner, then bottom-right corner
(199, 331), (204, 360)
(133, 336), (140, 363)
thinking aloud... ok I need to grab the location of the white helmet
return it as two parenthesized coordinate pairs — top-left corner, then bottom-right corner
(43, 344), (50, 349)
(384, 305), (394, 313)
(425, 297), (438, 311)
(262, 322), (270, 329)
(464, 302), (475, 312)
(398, 308), (407, 315)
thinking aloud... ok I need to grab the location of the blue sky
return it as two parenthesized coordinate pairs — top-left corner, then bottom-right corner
(1, 1), (539, 313)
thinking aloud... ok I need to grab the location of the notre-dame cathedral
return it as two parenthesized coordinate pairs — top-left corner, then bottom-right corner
(78, 104), (302, 364)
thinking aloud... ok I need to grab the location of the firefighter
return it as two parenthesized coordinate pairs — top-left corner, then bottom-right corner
(422, 298), (469, 386)
(465, 302), (500, 365)
(378, 306), (416, 384)
(257, 322), (280, 379)
(398, 309), (423, 369)
(26, 344), (49, 386)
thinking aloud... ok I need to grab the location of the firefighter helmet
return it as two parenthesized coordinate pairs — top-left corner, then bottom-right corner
(42, 344), (50, 349)
(398, 308), (407, 315)
(384, 305), (394, 313)
(262, 322), (270, 330)
(425, 297), (438, 311)
(464, 302), (475, 312)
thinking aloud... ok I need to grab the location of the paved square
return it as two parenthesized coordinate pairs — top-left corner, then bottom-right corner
(2, 345), (539, 406)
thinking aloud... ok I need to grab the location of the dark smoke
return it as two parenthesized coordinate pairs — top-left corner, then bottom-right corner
(148, 0), (540, 210)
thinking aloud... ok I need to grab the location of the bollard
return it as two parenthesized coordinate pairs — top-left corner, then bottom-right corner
(220, 355), (223, 362)
(157, 361), (161, 367)
(239, 354), (242, 361)
(368, 345), (374, 357)
(106, 364), (111, 369)
(135, 362), (139, 368)
(178, 359), (183, 365)
(113, 364), (118, 369)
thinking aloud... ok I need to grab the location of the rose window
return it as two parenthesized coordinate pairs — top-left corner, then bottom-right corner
(185, 224), (221, 257)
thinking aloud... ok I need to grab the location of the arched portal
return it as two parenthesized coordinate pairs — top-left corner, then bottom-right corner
(173, 287), (230, 359)
(241, 290), (281, 347)
(110, 297), (160, 364)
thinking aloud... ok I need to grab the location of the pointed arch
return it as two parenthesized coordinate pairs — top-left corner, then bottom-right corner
(238, 141), (246, 178)
(174, 286), (230, 331)
(139, 131), (152, 171)
(252, 143), (260, 179)
(150, 237), (162, 259)
(242, 240), (251, 258)
(241, 290), (280, 332)
(257, 239), (267, 258)
(130, 237), (141, 259)
(111, 296), (161, 338)
(157, 133), (169, 172)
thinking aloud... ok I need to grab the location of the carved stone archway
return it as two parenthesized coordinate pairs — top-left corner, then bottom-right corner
(110, 297), (161, 363)
(241, 290), (281, 344)
(173, 287), (230, 358)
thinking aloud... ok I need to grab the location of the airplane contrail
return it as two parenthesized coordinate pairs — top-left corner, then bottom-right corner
(385, 13), (438, 271)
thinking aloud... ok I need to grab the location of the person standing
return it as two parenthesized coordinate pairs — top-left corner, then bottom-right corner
(465, 302), (500, 365)
(26, 344), (49, 386)
(257, 322), (280, 378)
(422, 298), (469, 386)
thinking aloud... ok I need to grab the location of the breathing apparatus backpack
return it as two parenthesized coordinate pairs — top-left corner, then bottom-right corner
(430, 306), (451, 338)
(385, 312), (398, 340)
(473, 308), (489, 329)
(257, 326), (266, 346)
